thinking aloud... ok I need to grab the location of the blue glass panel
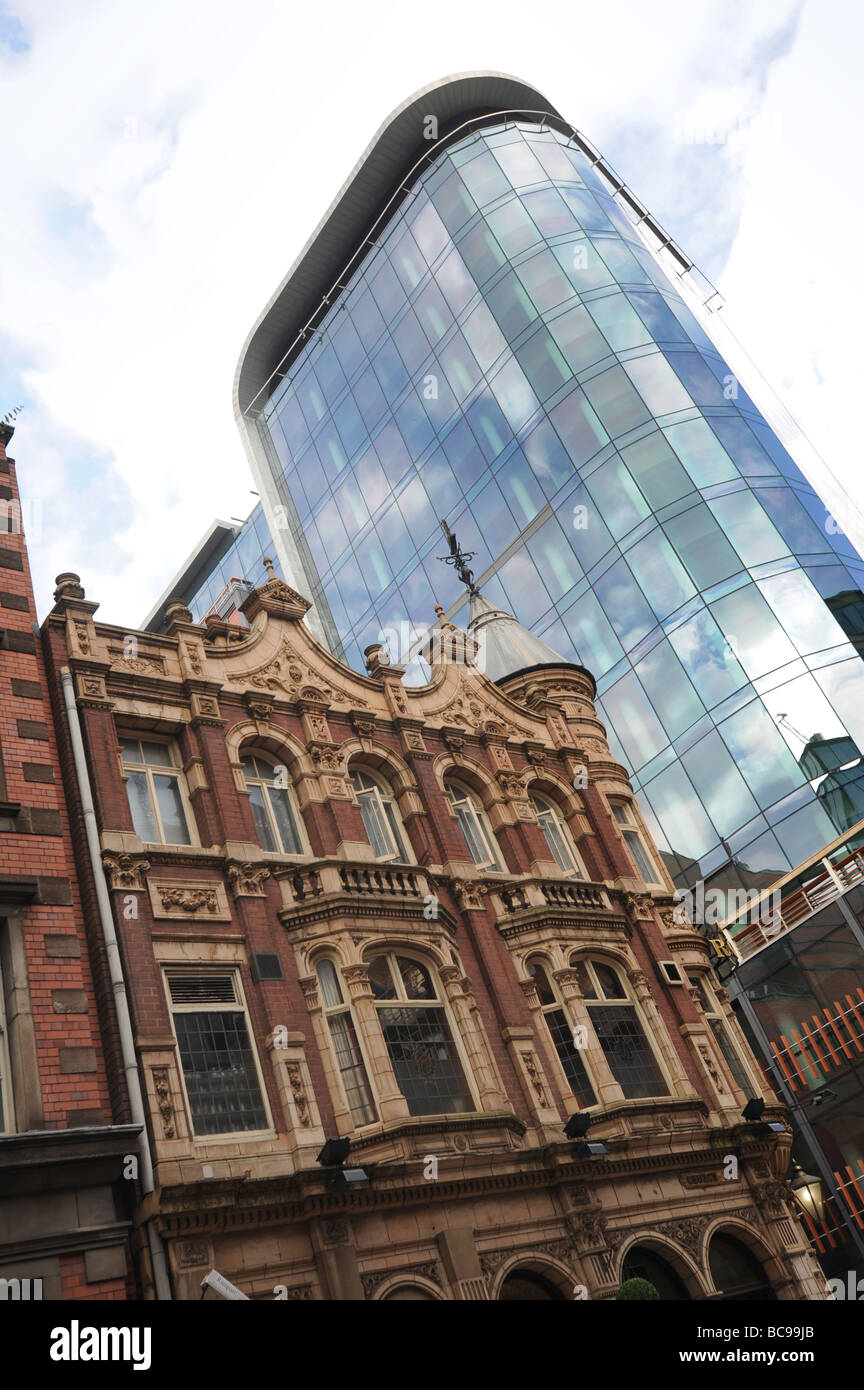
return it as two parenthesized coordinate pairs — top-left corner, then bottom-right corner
(562, 587), (624, 676)
(594, 558), (656, 651)
(644, 762), (718, 861)
(549, 387), (608, 469)
(585, 455), (649, 540)
(719, 699), (804, 804)
(527, 514), (583, 601)
(582, 365), (651, 437)
(603, 669), (669, 767)
(679, 730), (759, 837)
(667, 609), (748, 708)
(626, 529), (695, 619)
(522, 418), (576, 498)
(635, 639), (705, 740)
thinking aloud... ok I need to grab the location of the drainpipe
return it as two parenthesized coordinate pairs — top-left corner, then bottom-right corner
(60, 667), (172, 1301)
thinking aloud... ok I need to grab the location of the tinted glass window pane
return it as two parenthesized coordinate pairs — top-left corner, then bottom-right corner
(487, 271), (538, 339)
(626, 529), (695, 619)
(602, 670), (669, 767)
(528, 514), (583, 601)
(709, 492), (790, 568)
(563, 587), (625, 676)
(516, 248), (574, 311)
(549, 387), (608, 469)
(522, 418), (576, 498)
(753, 486), (831, 554)
(554, 239), (614, 292)
(583, 365), (651, 437)
(327, 1011), (376, 1125)
(593, 558), (657, 651)
(680, 730), (760, 838)
(459, 150), (511, 206)
(585, 455), (649, 539)
(624, 353), (693, 415)
(634, 640), (705, 740)
(663, 420), (737, 487)
(711, 417), (777, 477)
(644, 761), (717, 860)
(461, 301), (507, 373)
(719, 700), (804, 804)
(587, 292), (652, 351)
(668, 608), (748, 707)
(486, 198), (543, 257)
(515, 328), (571, 401)
(620, 431), (692, 509)
(270, 788), (303, 854)
(758, 569), (849, 655)
(664, 503), (743, 588)
(711, 584), (798, 679)
(431, 171), (477, 235)
(548, 303), (609, 374)
(626, 290), (690, 343)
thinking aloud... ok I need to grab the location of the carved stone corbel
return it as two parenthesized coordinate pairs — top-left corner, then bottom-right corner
(102, 852), (151, 891)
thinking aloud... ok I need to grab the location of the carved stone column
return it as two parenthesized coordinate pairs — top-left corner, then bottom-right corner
(266, 1029), (326, 1159)
(438, 965), (508, 1112)
(553, 967), (623, 1107)
(629, 968), (694, 1099)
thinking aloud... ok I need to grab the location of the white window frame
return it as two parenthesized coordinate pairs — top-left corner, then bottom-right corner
(610, 799), (660, 884)
(350, 768), (412, 863)
(119, 734), (197, 847)
(164, 968), (273, 1140)
(446, 781), (503, 871)
(241, 751), (307, 856)
(531, 793), (586, 878)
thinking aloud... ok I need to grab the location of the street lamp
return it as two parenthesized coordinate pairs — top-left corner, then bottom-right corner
(790, 1164), (826, 1225)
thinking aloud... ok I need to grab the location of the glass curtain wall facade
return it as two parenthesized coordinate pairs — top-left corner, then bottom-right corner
(237, 117), (864, 894)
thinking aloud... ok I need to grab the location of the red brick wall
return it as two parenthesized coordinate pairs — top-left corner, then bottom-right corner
(0, 433), (113, 1130)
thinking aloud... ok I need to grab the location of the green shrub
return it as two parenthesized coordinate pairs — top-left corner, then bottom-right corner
(615, 1277), (660, 1301)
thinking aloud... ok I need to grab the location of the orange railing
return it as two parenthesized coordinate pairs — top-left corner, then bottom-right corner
(767, 988), (864, 1092)
(730, 845), (864, 961)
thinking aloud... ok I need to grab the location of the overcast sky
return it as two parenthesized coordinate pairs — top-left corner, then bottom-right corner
(1, 0), (862, 625)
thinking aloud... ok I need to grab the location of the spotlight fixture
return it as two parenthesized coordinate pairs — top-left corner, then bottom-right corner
(807, 1089), (838, 1108)
(574, 1140), (608, 1158)
(324, 1166), (369, 1190)
(317, 1137), (351, 1167)
(742, 1096), (765, 1123)
(564, 1112), (591, 1140)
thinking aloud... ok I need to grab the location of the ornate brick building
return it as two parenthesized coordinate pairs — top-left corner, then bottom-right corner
(0, 423), (137, 1299)
(40, 546), (827, 1300)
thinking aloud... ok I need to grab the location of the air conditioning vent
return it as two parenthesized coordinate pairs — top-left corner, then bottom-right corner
(250, 953), (284, 983)
(657, 960), (685, 986)
(168, 972), (237, 1005)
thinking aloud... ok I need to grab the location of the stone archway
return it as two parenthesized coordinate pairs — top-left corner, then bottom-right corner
(499, 1268), (568, 1301)
(621, 1244), (693, 1300)
(708, 1233), (776, 1301)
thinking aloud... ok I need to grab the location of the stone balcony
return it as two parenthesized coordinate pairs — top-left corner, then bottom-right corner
(275, 859), (442, 932)
(488, 875), (625, 939)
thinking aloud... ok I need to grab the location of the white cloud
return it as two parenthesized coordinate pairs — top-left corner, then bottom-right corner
(3, 0), (855, 627)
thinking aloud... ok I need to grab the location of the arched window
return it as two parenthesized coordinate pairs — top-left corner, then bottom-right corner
(446, 781), (502, 870)
(241, 753), (304, 854)
(499, 1270), (567, 1301)
(571, 957), (669, 1100)
(531, 794), (585, 877)
(350, 769), (412, 863)
(368, 953), (473, 1116)
(527, 959), (596, 1109)
(610, 800), (660, 884)
(315, 959), (377, 1126)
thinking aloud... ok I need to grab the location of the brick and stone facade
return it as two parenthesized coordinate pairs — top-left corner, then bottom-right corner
(0, 424), (136, 1300)
(39, 550), (828, 1301)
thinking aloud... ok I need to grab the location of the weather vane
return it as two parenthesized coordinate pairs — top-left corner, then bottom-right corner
(437, 519), (477, 594)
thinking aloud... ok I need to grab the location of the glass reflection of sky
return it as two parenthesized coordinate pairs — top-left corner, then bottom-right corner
(198, 121), (864, 890)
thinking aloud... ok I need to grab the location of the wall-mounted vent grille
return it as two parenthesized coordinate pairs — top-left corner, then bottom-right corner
(168, 973), (237, 1006)
(250, 953), (284, 983)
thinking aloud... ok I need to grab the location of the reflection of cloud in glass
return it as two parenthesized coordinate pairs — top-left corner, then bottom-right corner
(668, 608), (747, 707)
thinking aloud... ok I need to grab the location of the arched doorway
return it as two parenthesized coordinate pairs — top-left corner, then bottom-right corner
(621, 1246), (692, 1300)
(709, 1234), (775, 1300)
(499, 1269), (567, 1300)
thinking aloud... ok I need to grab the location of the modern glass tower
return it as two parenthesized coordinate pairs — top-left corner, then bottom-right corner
(166, 73), (864, 899)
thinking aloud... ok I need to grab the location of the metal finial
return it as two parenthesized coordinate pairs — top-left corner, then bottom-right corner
(437, 520), (477, 594)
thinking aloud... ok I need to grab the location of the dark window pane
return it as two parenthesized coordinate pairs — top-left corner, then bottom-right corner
(589, 1004), (669, 1098)
(175, 1011), (267, 1135)
(377, 1006), (473, 1114)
